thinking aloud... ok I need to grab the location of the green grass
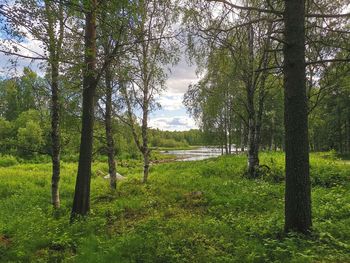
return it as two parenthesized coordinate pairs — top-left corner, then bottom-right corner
(0, 152), (349, 262)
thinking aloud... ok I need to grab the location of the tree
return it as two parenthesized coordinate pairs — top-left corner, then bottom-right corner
(97, 0), (131, 190)
(122, 0), (179, 183)
(283, 0), (311, 233)
(184, 1), (276, 177)
(71, 0), (98, 218)
(104, 65), (118, 189)
(71, 0), (133, 217)
(1, 0), (67, 208)
(184, 49), (241, 153)
(44, 0), (65, 209)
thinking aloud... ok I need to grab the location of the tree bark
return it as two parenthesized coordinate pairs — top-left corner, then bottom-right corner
(228, 119), (232, 154)
(337, 105), (343, 153)
(240, 121), (245, 152)
(284, 0), (312, 233)
(224, 114), (229, 155)
(71, 0), (97, 219)
(141, 105), (150, 183)
(44, 0), (64, 209)
(247, 117), (259, 177)
(270, 115), (275, 151)
(142, 150), (150, 183)
(246, 24), (259, 178)
(347, 115), (350, 153)
(51, 63), (61, 208)
(105, 67), (117, 189)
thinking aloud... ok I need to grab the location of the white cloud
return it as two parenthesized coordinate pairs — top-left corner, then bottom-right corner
(149, 55), (201, 131)
(155, 57), (199, 112)
(155, 93), (184, 111)
(165, 56), (199, 94)
(166, 77), (199, 94)
(1, 27), (201, 132)
(149, 115), (197, 131)
(0, 29), (45, 77)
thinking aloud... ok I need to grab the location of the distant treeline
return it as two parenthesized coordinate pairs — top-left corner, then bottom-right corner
(1, 67), (349, 162)
(0, 70), (207, 160)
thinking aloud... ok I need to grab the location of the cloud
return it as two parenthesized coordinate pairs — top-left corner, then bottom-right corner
(165, 57), (199, 94)
(0, 29), (201, 132)
(155, 93), (184, 111)
(166, 78), (199, 94)
(149, 115), (197, 131)
(149, 56), (200, 131)
(0, 30), (45, 77)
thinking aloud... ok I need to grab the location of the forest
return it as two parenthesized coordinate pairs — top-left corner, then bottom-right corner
(0, 0), (349, 262)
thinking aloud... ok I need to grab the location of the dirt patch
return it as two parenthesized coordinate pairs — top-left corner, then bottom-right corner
(151, 158), (178, 164)
(0, 235), (11, 248)
(182, 191), (208, 209)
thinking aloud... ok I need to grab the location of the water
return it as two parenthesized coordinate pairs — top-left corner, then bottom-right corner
(161, 146), (237, 161)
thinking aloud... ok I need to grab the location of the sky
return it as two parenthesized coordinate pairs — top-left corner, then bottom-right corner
(150, 57), (199, 131)
(0, 35), (200, 132)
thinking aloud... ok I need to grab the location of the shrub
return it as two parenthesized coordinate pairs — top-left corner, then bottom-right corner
(0, 155), (18, 167)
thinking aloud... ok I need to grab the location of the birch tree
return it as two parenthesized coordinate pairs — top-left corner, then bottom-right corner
(0, 0), (67, 208)
(122, 0), (179, 183)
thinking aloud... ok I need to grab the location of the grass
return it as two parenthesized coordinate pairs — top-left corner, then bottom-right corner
(0, 152), (349, 262)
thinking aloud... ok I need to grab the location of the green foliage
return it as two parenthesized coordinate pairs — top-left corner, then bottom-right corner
(309, 60), (350, 154)
(0, 118), (13, 139)
(152, 137), (189, 148)
(0, 71), (208, 162)
(17, 121), (44, 149)
(0, 72), (52, 158)
(149, 129), (206, 148)
(0, 155), (18, 167)
(0, 153), (349, 262)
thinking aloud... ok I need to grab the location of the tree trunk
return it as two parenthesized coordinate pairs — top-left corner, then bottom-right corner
(224, 116), (228, 155)
(142, 151), (150, 183)
(240, 121), (245, 152)
(44, 0), (64, 209)
(142, 102), (150, 183)
(284, 0), (312, 233)
(228, 124), (232, 154)
(247, 117), (259, 178)
(347, 115), (350, 153)
(337, 105), (343, 153)
(71, 0), (97, 219)
(270, 116), (275, 151)
(105, 67), (117, 189)
(51, 63), (60, 208)
(246, 24), (259, 178)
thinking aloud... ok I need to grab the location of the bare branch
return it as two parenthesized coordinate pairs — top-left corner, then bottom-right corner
(206, 0), (283, 16)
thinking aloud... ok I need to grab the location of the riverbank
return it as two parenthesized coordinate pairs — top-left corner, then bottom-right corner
(0, 152), (349, 262)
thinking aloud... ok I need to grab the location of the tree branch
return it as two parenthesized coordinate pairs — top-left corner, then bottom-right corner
(206, 0), (283, 16)
(306, 58), (350, 65)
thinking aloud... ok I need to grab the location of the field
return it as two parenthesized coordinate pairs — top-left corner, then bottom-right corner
(0, 152), (349, 262)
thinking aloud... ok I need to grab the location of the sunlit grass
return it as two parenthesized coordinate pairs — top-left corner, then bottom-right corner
(0, 152), (349, 262)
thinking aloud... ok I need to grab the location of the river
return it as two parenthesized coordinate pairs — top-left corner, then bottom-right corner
(160, 146), (238, 161)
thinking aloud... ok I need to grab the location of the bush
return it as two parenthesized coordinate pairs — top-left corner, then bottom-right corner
(0, 155), (18, 167)
(310, 163), (349, 187)
(258, 160), (285, 183)
(316, 150), (339, 161)
(151, 138), (189, 148)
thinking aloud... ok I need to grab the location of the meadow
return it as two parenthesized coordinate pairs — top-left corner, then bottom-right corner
(0, 152), (349, 262)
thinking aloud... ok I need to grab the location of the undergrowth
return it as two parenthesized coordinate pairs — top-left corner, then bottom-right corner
(0, 152), (349, 262)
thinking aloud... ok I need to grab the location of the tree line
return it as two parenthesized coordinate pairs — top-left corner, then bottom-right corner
(0, 70), (206, 159)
